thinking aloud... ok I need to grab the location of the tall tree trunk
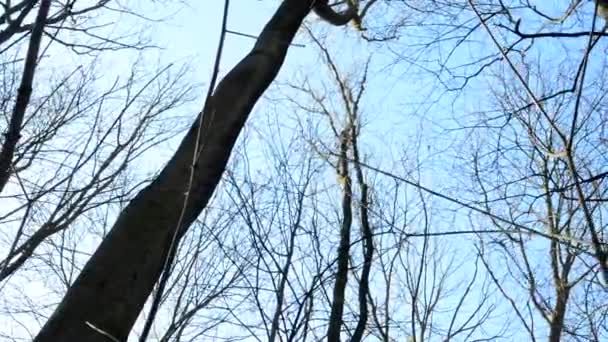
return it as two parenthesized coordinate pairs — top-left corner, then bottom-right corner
(34, 1), (315, 340)
(351, 123), (373, 342)
(548, 285), (570, 342)
(326, 128), (353, 342)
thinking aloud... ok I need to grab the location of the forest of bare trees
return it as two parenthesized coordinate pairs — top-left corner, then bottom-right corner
(1, 0), (607, 341)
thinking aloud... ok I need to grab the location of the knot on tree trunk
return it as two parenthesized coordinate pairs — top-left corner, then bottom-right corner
(313, 0), (360, 26)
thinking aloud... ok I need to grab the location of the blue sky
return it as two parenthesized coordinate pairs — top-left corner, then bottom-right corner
(2, 1), (607, 340)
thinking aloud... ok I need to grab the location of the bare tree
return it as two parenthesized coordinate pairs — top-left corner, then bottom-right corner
(31, 0), (366, 340)
(463, 58), (608, 340)
(262, 28), (498, 341)
(420, 1), (608, 340)
(0, 1), (200, 339)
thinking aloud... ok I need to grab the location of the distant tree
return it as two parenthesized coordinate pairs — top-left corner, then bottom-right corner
(0, 1), (196, 339)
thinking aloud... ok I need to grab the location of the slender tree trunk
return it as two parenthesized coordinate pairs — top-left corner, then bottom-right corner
(0, 0), (51, 193)
(269, 196), (303, 342)
(34, 1), (314, 341)
(327, 128), (353, 342)
(351, 123), (373, 342)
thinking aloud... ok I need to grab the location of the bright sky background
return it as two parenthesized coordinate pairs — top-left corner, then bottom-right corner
(3, 1), (606, 340)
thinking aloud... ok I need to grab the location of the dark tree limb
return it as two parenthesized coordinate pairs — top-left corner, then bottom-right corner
(0, 0), (51, 193)
(351, 127), (373, 342)
(33, 1), (317, 341)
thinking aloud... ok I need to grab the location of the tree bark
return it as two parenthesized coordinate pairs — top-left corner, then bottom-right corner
(34, 1), (315, 340)
(548, 285), (570, 342)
